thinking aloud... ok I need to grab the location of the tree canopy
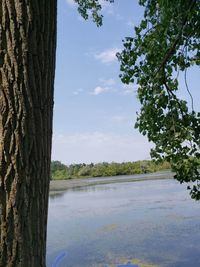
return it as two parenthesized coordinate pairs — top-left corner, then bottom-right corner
(76, 0), (200, 199)
(50, 160), (171, 180)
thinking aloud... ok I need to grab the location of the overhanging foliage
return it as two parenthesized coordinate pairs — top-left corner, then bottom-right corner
(76, 0), (200, 199)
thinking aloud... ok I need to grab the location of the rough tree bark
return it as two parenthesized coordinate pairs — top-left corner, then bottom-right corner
(0, 1), (57, 266)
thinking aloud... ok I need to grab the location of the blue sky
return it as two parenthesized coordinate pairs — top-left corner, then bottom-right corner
(52, 0), (199, 164)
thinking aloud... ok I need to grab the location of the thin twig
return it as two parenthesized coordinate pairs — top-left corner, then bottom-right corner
(184, 68), (194, 111)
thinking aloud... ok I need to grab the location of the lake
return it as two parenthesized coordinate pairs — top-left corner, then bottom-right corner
(47, 176), (200, 267)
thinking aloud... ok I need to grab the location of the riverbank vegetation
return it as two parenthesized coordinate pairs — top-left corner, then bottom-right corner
(51, 160), (171, 180)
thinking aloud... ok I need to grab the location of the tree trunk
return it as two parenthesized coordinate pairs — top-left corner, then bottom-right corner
(0, 1), (57, 266)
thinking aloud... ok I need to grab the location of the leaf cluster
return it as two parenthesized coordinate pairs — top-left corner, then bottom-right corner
(75, 0), (114, 26)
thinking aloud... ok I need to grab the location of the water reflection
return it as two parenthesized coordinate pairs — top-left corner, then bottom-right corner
(49, 184), (117, 200)
(49, 191), (66, 200)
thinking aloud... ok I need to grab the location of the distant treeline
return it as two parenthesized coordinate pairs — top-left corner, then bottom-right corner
(51, 160), (171, 180)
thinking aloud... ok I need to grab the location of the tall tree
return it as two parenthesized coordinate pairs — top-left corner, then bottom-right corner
(0, 0), (112, 266)
(0, 1), (57, 266)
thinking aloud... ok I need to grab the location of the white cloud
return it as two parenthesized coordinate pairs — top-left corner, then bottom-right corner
(99, 78), (116, 86)
(90, 79), (117, 95)
(115, 14), (124, 21)
(95, 48), (120, 63)
(122, 84), (138, 95)
(73, 88), (84, 95)
(90, 86), (110, 95)
(111, 115), (129, 123)
(99, 0), (114, 15)
(52, 132), (152, 164)
(127, 20), (135, 28)
(65, 0), (77, 7)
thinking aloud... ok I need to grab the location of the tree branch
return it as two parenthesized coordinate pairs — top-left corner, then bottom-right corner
(156, 0), (197, 75)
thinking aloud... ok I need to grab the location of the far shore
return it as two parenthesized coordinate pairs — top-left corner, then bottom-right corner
(49, 171), (173, 193)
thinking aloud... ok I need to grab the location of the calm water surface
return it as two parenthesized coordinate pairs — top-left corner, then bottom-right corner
(47, 178), (200, 267)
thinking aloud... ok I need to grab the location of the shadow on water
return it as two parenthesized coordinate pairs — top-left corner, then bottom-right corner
(49, 191), (66, 200)
(49, 184), (117, 200)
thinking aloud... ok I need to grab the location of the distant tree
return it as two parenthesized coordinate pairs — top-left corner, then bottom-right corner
(51, 161), (67, 172)
(78, 166), (91, 176)
(50, 160), (170, 180)
(51, 161), (67, 179)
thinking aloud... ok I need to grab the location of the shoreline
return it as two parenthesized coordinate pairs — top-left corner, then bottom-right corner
(50, 171), (173, 193)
